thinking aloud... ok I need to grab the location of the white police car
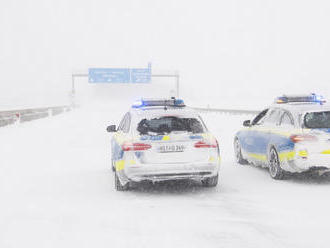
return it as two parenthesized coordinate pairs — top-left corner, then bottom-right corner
(234, 94), (330, 179)
(107, 98), (220, 191)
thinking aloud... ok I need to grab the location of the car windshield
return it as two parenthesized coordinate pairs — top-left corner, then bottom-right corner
(137, 116), (205, 135)
(304, 111), (330, 128)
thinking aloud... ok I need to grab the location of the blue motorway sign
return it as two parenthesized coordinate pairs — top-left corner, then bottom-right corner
(131, 63), (151, 83)
(89, 63), (151, 83)
(88, 68), (130, 83)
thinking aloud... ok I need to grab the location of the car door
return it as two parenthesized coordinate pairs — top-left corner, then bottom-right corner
(239, 109), (269, 162)
(271, 110), (296, 160)
(112, 113), (131, 161)
(246, 108), (283, 163)
(260, 108), (285, 160)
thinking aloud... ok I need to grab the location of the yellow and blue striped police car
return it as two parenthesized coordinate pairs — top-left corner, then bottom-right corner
(234, 94), (330, 179)
(107, 98), (220, 191)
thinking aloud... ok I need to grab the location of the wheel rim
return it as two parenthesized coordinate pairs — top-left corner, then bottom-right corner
(269, 149), (279, 177)
(234, 139), (241, 163)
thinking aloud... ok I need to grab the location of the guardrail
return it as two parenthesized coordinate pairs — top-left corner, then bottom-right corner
(0, 105), (258, 128)
(193, 107), (259, 115)
(0, 106), (71, 127)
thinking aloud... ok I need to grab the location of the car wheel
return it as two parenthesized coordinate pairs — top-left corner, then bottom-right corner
(268, 148), (285, 180)
(115, 172), (129, 191)
(202, 174), (218, 187)
(234, 138), (248, 165)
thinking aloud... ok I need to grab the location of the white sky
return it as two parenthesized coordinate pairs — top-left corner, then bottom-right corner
(1, 0), (330, 109)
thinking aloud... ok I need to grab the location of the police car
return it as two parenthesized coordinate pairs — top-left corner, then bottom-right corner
(106, 98), (220, 191)
(234, 94), (330, 179)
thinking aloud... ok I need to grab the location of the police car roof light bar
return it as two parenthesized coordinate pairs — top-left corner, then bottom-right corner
(132, 98), (185, 108)
(275, 94), (326, 105)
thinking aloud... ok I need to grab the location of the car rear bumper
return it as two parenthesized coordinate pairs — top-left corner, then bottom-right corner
(282, 152), (330, 173)
(121, 162), (220, 183)
(294, 156), (330, 170)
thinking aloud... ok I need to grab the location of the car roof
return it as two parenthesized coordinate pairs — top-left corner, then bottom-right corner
(129, 106), (200, 119)
(270, 102), (330, 114)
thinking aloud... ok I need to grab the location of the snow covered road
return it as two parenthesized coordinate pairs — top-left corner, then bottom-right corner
(1, 104), (330, 248)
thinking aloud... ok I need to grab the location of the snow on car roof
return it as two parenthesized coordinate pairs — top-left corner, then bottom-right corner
(271, 102), (330, 114)
(130, 106), (200, 119)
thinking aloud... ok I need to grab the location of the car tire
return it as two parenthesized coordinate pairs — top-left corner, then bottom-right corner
(234, 138), (248, 165)
(268, 147), (285, 180)
(202, 174), (218, 187)
(115, 172), (129, 191)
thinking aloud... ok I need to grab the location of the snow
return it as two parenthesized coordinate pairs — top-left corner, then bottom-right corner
(1, 104), (330, 248)
(2, 0), (330, 246)
(2, 0), (330, 109)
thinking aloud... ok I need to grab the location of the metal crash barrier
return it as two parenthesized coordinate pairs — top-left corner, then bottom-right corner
(193, 107), (259, 115)
(0, 106), (71, 127)
(0, 105), (258, 128)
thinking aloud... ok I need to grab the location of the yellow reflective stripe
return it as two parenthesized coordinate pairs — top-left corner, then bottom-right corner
(115, 160), (136, 171)
(321, 150), (330, 155)
(128, 160), (136, 165)
(162, 135), (170, 141)
(201, 133), (213, 139)
(248, 151), (295, 162)
(113, 133), (126, 144)
(242, 127), (303, 138)
(279, 151), (295, 161)
(209, 156), (215, 162)
(208, 156), (221, 163)
(115, 160), (125, 171)
(247, 153), (267, 161)
(298, 150), (308, 157)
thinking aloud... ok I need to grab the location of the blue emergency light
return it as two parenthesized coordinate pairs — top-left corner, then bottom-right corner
(132, 98), (186, 108)
(275, 94), (326, 105)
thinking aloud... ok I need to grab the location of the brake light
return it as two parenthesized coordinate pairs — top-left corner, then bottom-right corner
(290, 134), (317, 143)
(194, 140), (218, 148)
(122, 143), (152, 151)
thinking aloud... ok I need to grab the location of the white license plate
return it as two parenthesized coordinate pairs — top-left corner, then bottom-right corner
(157, 144), (185, 153)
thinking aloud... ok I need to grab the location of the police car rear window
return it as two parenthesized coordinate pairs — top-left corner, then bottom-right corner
(137, 116), (205, 135)
(304, 111), (330, 128)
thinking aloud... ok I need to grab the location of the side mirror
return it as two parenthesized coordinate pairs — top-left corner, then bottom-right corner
(106, 125), (117, 132)
(243, 120), (251, 127)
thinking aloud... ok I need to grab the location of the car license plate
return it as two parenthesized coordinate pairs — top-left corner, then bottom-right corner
(157, 144), (185, 153)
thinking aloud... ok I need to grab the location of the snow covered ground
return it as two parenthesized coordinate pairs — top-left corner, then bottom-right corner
(1, 103), (330, 248)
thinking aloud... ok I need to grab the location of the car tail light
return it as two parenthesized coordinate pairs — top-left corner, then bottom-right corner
(290, 134), (317, 143)
(122, 142), (152, 151)
(194, 139), (218, 148)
